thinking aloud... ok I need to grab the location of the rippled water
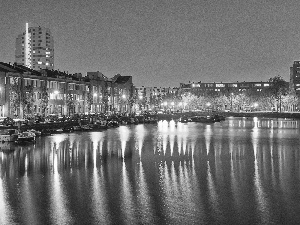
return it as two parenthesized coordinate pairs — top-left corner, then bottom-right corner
(1, 117), (300, 225)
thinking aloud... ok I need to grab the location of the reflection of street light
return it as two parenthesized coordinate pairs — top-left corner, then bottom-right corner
(163, 102), (167, 106)
(139, 95), (143, 100)
(93, 93), (97, 97)
(206, 102), (211, 107)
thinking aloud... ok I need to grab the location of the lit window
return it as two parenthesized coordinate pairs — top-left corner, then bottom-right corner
(45, 62), (49, 66)
(264, 84), (269, 87)
(38, 61), (42, 65)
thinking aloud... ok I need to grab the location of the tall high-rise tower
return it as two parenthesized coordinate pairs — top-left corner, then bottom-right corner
(15, 23), (54, 70)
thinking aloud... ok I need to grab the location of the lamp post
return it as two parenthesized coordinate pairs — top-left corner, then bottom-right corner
(122, 94), (126, 113)
(183, 102), (187, 111)
(206, 102), (211, 111)
(93, 93), (97, 113)
(139, 95), (143, 111)
(54, 90), (59, 114)
(178, 102), (182, 112)
(163, 101), (167, 112)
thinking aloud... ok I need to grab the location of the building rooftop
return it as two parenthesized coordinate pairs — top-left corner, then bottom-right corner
(114, 76), (131, 84)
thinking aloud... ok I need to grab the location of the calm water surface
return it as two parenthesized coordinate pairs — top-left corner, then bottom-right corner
(1, 117), (300, 225)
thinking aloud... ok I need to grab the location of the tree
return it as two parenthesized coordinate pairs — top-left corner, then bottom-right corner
(181, 93), (199, 110)
(87, 92), (93, 114)
(281, 94), (298, 112)
(66, 92), (75, 116)
(214, 95), (229, 111)
(23, 85), (34, 118)
(40, 85), (49, 117)
(267, 76), (288, 112)
(102, 83), (110, 113)
(9, 77), (20, 117)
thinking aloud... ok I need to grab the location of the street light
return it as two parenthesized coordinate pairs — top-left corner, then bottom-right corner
(122, 94), (126, 99)
(183, 102), (187, 110)
(253, 103), (258, 111)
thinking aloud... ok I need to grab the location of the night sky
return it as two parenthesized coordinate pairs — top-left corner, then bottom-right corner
(1, 0), (300, 87)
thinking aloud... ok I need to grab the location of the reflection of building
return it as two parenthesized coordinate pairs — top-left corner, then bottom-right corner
(0, 62), (133, 117)
(15, 23), (54, 70)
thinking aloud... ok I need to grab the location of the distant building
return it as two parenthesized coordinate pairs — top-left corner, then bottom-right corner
(178, 81), (272, 96)
(290, 61), (300, 94)
(15, 23), (54, 70)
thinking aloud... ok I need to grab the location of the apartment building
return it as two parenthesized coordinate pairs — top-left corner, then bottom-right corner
(179, 81), (274, 96)
(15, 23), (54, 70)
(0, 62), (133, 118)
(290, 61), (300, 94)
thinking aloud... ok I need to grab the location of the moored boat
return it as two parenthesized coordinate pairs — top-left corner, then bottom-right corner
(107, 119), (119, 127)
(191, 116), (215, 123)
(27, 129), (42, 137)
(16, 131), (36, 143)
(80, 124), (93, 131)
(179, 116), (190, 123)
(0, 129), (19, 142)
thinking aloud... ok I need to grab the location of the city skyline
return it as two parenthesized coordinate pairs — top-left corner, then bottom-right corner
(1, 0), (300, 87)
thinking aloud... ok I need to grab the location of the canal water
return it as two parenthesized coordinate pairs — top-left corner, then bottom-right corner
(1, 117), (300, 225)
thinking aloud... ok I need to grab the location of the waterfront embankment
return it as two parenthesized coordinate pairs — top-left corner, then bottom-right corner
(156, 111), (300, 120)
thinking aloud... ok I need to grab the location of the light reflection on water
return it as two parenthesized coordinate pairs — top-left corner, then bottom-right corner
(0, 117), (300, 224)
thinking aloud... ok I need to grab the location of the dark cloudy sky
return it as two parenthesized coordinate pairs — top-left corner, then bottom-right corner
(1, 0), (300, 87)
